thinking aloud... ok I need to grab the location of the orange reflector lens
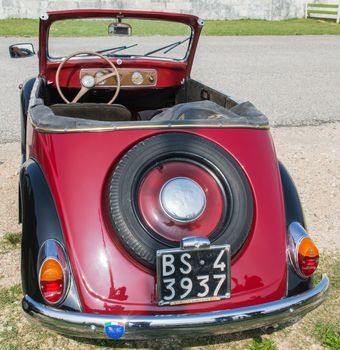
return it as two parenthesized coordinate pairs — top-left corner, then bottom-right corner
(39, 259), (64, 303)
(297, 237), (319, 277)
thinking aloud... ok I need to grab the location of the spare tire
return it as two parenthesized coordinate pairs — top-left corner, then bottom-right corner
(108, 133), (253, 269)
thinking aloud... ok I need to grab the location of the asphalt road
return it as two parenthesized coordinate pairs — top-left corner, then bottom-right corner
(0, 36), (340, 143)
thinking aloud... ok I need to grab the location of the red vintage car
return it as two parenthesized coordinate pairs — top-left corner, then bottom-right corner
(10, 9), (328, 340)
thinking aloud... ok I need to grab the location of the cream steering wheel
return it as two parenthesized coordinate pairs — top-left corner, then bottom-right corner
(56, 51), (121, 104)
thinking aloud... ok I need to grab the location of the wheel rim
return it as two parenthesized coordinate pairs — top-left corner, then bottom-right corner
(137, 160), (225, 242)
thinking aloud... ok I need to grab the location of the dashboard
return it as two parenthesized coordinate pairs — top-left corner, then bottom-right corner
(80, 68), (157, 88)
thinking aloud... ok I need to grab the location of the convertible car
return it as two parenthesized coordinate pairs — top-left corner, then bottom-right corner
(9, 9), (328, 340)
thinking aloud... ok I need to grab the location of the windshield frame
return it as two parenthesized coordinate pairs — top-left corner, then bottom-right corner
(46, 17), (194, 62)
(39, 9), (204, 77)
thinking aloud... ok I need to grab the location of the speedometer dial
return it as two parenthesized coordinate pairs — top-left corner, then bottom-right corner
(95, 71), (106, 85)
(131, 71), (144, 85)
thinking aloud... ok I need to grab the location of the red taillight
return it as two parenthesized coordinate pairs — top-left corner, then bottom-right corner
(297, 237), (319, 277)
(39, 258), (65, 304)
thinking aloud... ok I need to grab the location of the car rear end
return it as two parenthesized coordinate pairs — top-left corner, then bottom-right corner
(22, 121), (328, 339)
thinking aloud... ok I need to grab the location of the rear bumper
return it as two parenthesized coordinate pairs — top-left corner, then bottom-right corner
(22, 275), (329, 340)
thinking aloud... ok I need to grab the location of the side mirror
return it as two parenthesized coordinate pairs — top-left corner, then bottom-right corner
(108, 21), (132, 36)
(9, 43), (35, 58)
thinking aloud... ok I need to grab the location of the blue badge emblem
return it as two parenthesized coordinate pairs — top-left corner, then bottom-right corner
(104, 321), (125, 339)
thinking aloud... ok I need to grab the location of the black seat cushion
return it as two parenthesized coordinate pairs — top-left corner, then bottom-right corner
(50, 103), (132, 122)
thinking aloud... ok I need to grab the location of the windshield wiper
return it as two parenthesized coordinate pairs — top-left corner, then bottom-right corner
(144, 37), (191, 57)
(96, 44), (138, 56)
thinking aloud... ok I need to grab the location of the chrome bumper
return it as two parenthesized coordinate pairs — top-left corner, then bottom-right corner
(22, 275), (329, 339)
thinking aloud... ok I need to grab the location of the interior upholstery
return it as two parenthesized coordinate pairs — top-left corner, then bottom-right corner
(50, 103), (133, 121)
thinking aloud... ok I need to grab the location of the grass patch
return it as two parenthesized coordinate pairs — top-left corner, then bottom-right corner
(315, 322), (340, 349)
(0, 287), (61, 350)
(311, 253), (340, 350)
(3, 232), (21, 246)
(1, 18), (340, 37)
(0, 324), (19, 348)
(0, 284), (22, 308)
(313, 254), (340, 290)
(247, 337), (277, 350)
(0, 232), (21, 254)
(202, 18), (340, 35)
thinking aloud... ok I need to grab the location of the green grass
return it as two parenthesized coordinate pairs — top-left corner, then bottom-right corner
(1, 18), (340, 37)
(3, 232), (21, 246)
(0, 284), (22, 308)
(0, 324), (20, 350)
(247, 337), (277, 350)
(0, 233), (21, 254)
(313, 254), (340, 290)
(315, 322), (340, 349)
(311, 254), (340, 350)
(202, 18), (340, 35)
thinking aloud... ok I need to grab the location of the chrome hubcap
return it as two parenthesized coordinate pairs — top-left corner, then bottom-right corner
(159, 177), (206, 222)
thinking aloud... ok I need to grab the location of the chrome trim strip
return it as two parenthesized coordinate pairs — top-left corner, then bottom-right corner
(22, 275), (329, 339)
(29, 116), (270, 134)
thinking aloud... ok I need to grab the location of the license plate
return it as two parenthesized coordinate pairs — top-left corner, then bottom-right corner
(156, 245), (231, 305)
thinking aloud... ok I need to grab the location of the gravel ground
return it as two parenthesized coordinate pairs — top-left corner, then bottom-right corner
(0, 142), (21, 236)
(271, 124), (339, 252)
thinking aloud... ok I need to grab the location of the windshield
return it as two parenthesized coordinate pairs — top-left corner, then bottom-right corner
(48, 18), (193, 61)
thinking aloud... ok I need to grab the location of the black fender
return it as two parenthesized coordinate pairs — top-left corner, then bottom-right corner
(279, 162), (312, 296)
(279, 162), (305, 228)
(20, 78), (35, 163)
(20, 159), (81, 311)
(18, 78), (35, 223)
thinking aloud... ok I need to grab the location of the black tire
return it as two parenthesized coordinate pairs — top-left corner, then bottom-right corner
(108, 133), (253, 269)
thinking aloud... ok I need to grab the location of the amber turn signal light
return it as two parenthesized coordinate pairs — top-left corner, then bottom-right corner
(39, 258), (64, 304)
(297, 237), (319, 278)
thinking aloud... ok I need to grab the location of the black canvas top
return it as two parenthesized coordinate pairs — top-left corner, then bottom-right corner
(29, 79), (269, 132)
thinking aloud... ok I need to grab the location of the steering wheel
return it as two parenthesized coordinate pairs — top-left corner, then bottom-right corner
(56, 51), (121, 104)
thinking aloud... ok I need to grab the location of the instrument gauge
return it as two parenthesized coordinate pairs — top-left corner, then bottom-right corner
(95, 71), (106, 85)
(131, 71), (144, 85)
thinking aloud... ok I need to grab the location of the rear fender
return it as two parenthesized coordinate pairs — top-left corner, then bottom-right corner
(279, 162), (312, 296)
(279, 162), (305, 228)
(20, 159), (81, 311)
(20, 78), (35, 163)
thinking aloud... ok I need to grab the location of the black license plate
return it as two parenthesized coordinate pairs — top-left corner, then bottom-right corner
(156, 245), (231, 305)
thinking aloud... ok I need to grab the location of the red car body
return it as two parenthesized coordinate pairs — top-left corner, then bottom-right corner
(30, 128), (286, 314)
(11, 9), (328, 340)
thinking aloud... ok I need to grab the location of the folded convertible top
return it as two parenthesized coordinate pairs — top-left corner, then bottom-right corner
(152, 100), (267, 124)
(29, 79), (269, 133)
